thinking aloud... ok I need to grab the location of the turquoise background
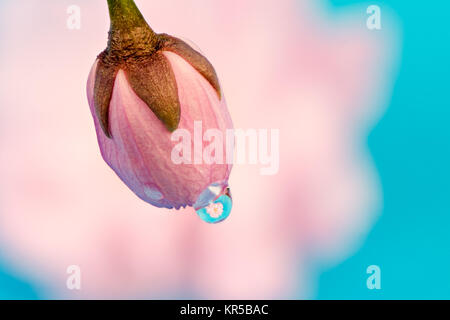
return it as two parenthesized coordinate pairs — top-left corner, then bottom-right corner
(318, 0), (450, 299)
(0, 0), (449, 299)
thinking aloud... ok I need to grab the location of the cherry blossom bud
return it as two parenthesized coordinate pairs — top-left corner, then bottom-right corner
(86, 0), (233, 219)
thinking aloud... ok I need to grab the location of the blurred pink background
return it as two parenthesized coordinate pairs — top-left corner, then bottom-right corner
(0, 0), (399, 298)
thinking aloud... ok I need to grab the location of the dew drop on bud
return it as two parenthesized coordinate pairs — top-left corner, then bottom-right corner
(194, 183), (232, 224)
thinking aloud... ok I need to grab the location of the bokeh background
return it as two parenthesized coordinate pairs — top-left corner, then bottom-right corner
(0, 0), (448, 299)
(318, 0), (450, 300)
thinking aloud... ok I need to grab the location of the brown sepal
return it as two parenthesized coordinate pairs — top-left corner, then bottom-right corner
(93, 33), (218, 138)
(159, 34), (222, 99)
(124, 51), (181, 132)
(94, 52), (119, 138)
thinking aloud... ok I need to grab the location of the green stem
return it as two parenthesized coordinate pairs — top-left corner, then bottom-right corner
(107, 0), (152, 32)
(105, 0), (158, 57)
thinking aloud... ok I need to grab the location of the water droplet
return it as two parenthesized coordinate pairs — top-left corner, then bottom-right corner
(196, 188), (232, 224)
(144, 187), (163, 201)
(193, 182), (225, 210)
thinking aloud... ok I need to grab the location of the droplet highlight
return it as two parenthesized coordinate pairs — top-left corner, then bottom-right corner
(193, 182), (224, 210)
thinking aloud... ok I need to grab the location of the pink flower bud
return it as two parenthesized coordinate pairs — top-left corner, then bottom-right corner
(86, 0), (233, 214)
